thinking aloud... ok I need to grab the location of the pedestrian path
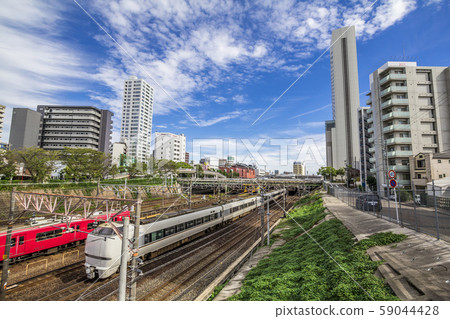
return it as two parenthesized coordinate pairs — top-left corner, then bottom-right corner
(322, 193), (450, 300)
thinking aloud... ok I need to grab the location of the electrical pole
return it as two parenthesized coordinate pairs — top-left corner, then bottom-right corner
(129, 192), (141, 301)
(118, 217), (129, 301)
(188, 179), (192, 209)
(260, 190), (264, 247)
(266, 197), (270, 246)
(124, 179), (127, 199)
(283, 188), (286, 218)
(1, 188), (16, 301)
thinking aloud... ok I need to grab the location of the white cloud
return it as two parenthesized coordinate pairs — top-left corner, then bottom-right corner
(232, 95), (247, 104)
(197, 111), (243, 127)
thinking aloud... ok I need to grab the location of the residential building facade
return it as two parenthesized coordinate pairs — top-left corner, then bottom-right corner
(219, 163), (256, 179)
(366, 62), (450, 193)
(409, 152), (450, 189)
(0, 104), (5, 139)
(120, 76), (154, 163)
(327, 25), (361, 170)
(153, 132), (186, 163)
(37, 105), (113, 153)
(111, 140), (127, 167)
(293, 161), (306, 175)
(359, 106), (372, 189)
(9, 108), (41, 150)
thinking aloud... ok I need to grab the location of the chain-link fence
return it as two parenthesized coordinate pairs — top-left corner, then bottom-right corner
(324, 183), (450, 242)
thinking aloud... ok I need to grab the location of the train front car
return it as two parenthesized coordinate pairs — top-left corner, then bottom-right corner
(85, 222), (131, 279)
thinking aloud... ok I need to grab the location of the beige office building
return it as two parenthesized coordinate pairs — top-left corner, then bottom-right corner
(366, 62), (450, 193)
(327, 26), (361, 170)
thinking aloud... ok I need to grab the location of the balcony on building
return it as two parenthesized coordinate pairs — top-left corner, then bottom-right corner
(383, 124), (411, 133)
(382, 111), (410, 121)
(381, 98), (409, 109)
(411, 178), (428, 186)
(386, 150), (413, 157)
(368, 137), (374, 143)
(380, 86), (408, 98)
(385, 137), (412, 145)
(379, 73), (407, 85)
(369, 157), (376, 163)
(388, 165), (410, 172)
(366, 97), (372, 105)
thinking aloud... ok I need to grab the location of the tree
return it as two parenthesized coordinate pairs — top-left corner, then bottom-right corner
(109, 164), (119, 179)
(317, 166), (336, 182)
(175, 161), (193, 169)
(12, 147), (57, 182)
(0, 150), (17, 180)
(336, 168), (346, 181)
(61, 148), (110, 181)
(367, 175), (377, 190)
(127, 161), (141, 178)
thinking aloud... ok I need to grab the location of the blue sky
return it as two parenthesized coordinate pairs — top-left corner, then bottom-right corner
(1, 0), (449, 174)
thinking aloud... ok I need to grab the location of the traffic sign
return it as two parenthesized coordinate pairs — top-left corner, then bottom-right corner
(389, 179), (397, 188)
(388, 170), (396, 179)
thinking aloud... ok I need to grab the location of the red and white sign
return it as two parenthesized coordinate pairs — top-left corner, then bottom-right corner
(388, 170), (396, 179)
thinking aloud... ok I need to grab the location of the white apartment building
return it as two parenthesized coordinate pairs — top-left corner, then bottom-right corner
(153, 132), (186, 163)
(366, 62), (450, 193)
(0, 104), (5, 139)
(120, 76), (154, 163)
(111, 140), (127, 166)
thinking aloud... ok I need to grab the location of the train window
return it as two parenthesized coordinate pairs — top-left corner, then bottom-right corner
(164, 227), (175, 237)
(144, 233), (152, 244)
(204, 216), (210, 222)
(196, 218), (203, 225)
(185, 220), (195, 229)
(92, 228), (114, 236)
(87, 223), (97, 230)
(215, 213), (219, 219)
(155, 230), (164, 240)
(19, 236), (24, 245)
(10, 238), (16, 247)
(36, 229), (63, 241)
(176, 224), (185, 232)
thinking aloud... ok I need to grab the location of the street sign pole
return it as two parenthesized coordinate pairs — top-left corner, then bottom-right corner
(394, 187), (399, 224)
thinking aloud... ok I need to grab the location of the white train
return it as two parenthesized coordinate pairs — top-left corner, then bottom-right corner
(84, 189), (285, 279)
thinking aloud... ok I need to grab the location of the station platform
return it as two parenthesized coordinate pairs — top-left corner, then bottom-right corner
(322, 193), (450, 300)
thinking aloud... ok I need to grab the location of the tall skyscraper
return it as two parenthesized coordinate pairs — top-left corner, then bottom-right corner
(153, 132), (186, 163)
(328, 25), (361, 169)
(9, 108), (41, 150)
(120, 76), (154, 163)
(37, 105), (113, 153)
(366, 62), (450, 193)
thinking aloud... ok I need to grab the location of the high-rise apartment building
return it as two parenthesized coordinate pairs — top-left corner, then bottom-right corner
(0, 105), (5, 139)
(37, 105), (113, 153)
(358, 107), (372, 189)
(366, 62), (450, 193)
(9, 108), (41, 150)
(120, 76), (154, 163)
(327, 26), (361, 169)
(153, 132), (186, 163)
(325, 120), (336, 167)
(293, 161), (306, 175)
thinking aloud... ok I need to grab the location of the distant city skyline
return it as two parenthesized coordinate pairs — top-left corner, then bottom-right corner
(1, 0), (449, 173)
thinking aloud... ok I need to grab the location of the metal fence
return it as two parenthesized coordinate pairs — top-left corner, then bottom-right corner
(324, 183), (450, 242)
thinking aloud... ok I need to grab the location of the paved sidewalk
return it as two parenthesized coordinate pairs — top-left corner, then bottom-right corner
(323, 193), (450, 300)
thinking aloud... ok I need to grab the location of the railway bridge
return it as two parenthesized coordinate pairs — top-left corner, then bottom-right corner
(178, 177), (323, 195)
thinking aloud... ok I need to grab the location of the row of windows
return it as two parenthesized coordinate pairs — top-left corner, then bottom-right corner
(143, 213), (220, 244)
(36, 229), (63, 242)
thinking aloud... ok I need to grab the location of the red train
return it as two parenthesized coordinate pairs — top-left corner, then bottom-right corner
(0, 211), (130, 263)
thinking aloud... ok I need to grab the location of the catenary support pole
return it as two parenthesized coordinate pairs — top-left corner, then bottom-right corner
(432, 180), (440, 240)
(266, 197), (270, 246)
(0, 188), (16, 301)
(118, 217), (129, 301)
(129, 192), (142, 301)
(260, 191), (264, 247)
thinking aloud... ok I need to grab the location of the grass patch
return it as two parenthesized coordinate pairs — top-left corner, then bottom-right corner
(229, 194), (407, 301)
(207, 280), (229, 301)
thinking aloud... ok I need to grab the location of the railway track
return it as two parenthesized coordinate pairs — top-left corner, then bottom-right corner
(7, 195), (297, 301)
